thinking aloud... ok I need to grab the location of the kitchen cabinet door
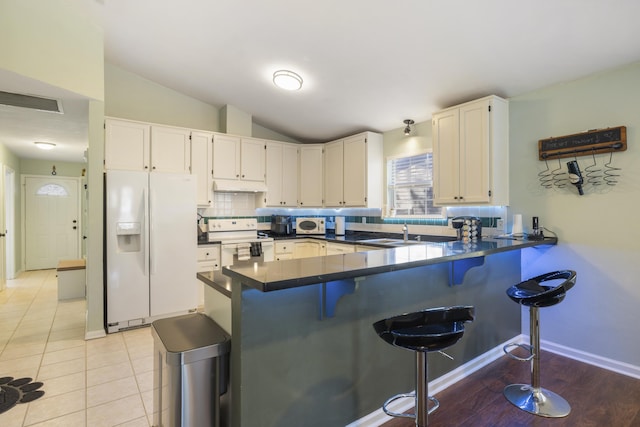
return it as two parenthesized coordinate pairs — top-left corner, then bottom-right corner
(265, 142), (298, 206)
(342, 134), (368, 206)
(265, 142), (284, 206)
(326, 242), (355, 255)
(191, 131), (213, 206)
(432, 108), (461, 204)
(213, 134), (241, 180)
(150, 126), (191, 173)
(281, 143), (298, 206)
(105, 118), (150, 171)
(298, 144), (324, 207)
(323, 139), (344, 206)
(240, 137), (265, 182)
(293, 241), (325, 259)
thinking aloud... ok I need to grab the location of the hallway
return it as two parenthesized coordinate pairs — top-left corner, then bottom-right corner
(0, 269), (154, 426)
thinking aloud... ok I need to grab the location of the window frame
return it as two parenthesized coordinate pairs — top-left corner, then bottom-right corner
(386, 150), (445, 219)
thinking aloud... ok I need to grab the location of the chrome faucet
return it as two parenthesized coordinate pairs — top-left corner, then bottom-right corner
(402, 223), (408, 242)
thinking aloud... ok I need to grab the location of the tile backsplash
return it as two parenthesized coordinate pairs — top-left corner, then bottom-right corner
(197, 192), (508, 237)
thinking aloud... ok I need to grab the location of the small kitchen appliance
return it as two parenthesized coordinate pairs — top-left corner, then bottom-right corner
(270, 215), (293, 236)
(451, 216), (482, 242)
(295, 217), (326, 235)
(335, 216), (345, 235)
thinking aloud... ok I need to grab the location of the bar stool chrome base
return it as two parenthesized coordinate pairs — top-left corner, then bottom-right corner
(504, 384), (571, 418)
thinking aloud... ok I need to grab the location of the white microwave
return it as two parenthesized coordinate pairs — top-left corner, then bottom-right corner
(295, 217), (326, 235)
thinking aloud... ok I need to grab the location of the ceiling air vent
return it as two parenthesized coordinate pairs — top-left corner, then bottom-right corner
(0, 90), (63, 113)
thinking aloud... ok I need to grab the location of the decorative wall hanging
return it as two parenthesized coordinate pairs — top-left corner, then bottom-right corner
(538, 126), (625, 192)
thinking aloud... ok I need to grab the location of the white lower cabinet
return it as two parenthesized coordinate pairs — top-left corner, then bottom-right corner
(293, 240), (326, 259)
(197, 245), (220, 305)
(326, 242), (355, 255)
(275, 241), (294, 261)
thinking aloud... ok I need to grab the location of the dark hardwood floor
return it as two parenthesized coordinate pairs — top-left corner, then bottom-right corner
(380, 351), (640, 427)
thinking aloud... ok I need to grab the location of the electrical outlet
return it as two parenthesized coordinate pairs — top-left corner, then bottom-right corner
(362, 217), (366, 224)
(496, 219), (504, 233)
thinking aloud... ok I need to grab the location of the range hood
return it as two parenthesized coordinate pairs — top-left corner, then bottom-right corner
(213, 179), (267, 193)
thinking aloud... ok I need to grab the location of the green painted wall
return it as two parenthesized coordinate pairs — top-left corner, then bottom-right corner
(105, 62), (219, 131)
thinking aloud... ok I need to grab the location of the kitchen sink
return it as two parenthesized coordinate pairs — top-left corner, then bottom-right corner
(358, 238), (425, 246)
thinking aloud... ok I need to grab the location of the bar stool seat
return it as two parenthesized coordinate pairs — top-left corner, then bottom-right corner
(503, 270), (576, 418)
(373, 306), (474, 427)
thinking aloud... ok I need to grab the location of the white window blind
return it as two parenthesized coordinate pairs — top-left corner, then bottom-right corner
(387, 152), (442, 216)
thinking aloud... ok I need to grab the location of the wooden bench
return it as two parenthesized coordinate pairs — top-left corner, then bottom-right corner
(57, 259), (86, 300)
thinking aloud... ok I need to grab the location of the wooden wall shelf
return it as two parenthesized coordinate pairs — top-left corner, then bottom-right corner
(538, 126), (626, 161)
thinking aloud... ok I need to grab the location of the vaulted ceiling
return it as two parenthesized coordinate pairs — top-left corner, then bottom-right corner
(3, 0), (640, 161)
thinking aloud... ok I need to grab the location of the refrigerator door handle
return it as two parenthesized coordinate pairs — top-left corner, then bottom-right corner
(143, 187), (150, 277)
(148, 186), (156, 276)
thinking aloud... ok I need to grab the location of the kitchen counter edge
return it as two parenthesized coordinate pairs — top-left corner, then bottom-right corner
(217, 237), (557, 293)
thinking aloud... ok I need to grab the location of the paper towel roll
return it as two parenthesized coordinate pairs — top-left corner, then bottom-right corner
(335, 217), (345, 235)
(512, 214), (523, 235)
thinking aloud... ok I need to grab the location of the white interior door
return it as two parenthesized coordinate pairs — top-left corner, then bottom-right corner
(0, 163), (4, 291)
(4, 166), (15, 280)
(24, 175), (80, 270)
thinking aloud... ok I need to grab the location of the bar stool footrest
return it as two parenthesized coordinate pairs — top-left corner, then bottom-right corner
(382, 393), (440, 419)
(503, 342), (534, 361)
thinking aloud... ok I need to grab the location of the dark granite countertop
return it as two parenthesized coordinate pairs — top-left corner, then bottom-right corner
(211, 237), (557, 293)
(197, 270), (232, 297)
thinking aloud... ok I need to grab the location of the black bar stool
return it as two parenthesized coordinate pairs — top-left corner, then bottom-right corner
(373, 305), (475, 427)
(503, 270), (577, 418)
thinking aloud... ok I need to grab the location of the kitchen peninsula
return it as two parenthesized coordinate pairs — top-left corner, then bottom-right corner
(198, 237), (557, 427)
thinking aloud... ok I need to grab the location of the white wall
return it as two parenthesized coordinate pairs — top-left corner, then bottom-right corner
(509, 61), (640, 369)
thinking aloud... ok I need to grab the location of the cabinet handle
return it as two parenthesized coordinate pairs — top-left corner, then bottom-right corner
(144, 166), (149, 169)
(152, 166), (156, 170)
(236, 174), (240, 178)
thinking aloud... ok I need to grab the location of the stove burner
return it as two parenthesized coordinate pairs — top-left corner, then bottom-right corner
(0, 376), (45, 414)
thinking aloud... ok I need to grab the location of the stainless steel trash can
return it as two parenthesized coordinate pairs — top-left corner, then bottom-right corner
(152, 313), (231, 427)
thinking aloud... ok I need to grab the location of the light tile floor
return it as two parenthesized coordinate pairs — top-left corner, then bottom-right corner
(0, 269), (155, 427)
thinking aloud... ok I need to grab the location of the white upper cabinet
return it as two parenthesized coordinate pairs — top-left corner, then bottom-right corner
(240, 137), (266, 182)
(432, 95), (509, 206)
(105, 118), (150, 171)
(298, 144), (324, 207)
(105, 119), (190, 173)
(323, 139), (344, 206)
(212, 134), (241, 180)
(212, 135), (265, 183)
(265, 141), (298, 207)
(190, 131), (213, 206)
(323, 132), (383, 208)
(150, 126), (191, 173)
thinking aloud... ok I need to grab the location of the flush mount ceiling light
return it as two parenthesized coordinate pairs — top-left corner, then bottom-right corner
(273, 70), (303, 91)
(34, 141), (56, 150)
(403, 119), (415, 135)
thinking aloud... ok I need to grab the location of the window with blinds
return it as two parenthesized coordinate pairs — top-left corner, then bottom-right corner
(387, 151), (443, 217)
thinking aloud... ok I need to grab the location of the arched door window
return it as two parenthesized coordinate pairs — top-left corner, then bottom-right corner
(35, 183), (69, 197)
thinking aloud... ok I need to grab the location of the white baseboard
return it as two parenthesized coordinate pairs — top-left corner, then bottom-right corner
(345, 338), (515, 427)
(347, 335), (640, 426)
(85, 328), (106, 340)
(540, 338), (640, 380)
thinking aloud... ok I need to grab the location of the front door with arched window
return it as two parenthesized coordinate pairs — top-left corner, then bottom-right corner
(24, 176), (80, 270)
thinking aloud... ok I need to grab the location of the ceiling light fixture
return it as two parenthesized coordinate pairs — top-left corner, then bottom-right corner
(403, 119), (415, 135)
(273, 70), (303, 91)
(34, 142), (56, 150)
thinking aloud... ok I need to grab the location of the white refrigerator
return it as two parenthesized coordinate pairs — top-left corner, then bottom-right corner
(106, 170), (197, 333)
